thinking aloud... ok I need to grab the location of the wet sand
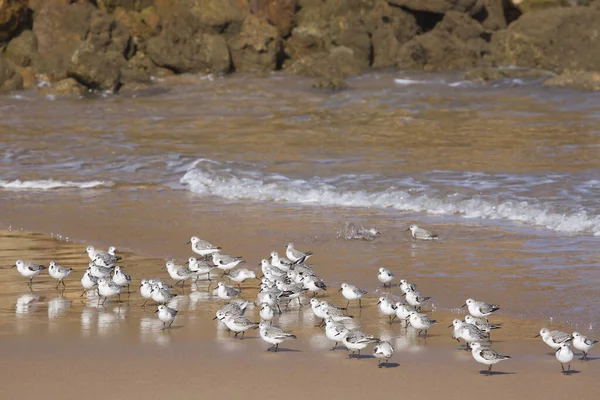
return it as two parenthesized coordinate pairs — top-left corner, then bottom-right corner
(0, 230), (598, 400)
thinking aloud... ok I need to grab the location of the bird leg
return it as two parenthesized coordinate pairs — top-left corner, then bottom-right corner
(169, 320), (174, 328)
(80, 289), (86, 298)
(297, 298), (302, 308)
(331, 342), (338, 351)
(55, 281), (61, 290)
(141, 299), (148, 308)
(357, 350), (361, 360)
(359, 299), (362, 309)
(274, 344), (279, 352)
(345, 300), (350, 310)
(487, 365), (492, 376)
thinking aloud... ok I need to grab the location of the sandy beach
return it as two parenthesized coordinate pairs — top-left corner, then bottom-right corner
(0, 230), (598, 400)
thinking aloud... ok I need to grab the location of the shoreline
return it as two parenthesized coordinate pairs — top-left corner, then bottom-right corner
(0, 229), (599, 400)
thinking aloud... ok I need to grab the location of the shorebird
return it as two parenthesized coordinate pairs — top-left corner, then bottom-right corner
(112, 266), (131, 293)
(48, 261), (73, 289)
(535, 328), (573, 350)
(156, 304), (177, 330)
(572, 332), (598, 361)
(259, 321), (297, 352)
(342, 330), (379, 359)
(377, 267), (394, 288)
(555, 343), (574, 375)
(406, 224), (438, 240)
(340, 283), (367, 309)
(12, 260), (45, 288)
(286, 243), (313, 263)
(407, 311), (436, 337)
(470, 342), (510, 376)
(373, 341), (394, 367)
(187, 236), (221, 256)
(463, 298), (500, 319)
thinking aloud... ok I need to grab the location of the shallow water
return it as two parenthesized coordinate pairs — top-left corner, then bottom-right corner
(0, 71), (599, 330)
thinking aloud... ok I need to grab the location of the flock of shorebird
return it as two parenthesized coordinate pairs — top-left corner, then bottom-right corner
(7, 224), (597, 374)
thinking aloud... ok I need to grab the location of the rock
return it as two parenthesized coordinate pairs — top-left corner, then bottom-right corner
(386, 0), (483, 14)
(120, 50), (155, 83)
(38, 77), (87, 97)
(250, 0), (297, 37)
(14, 65), (34, 88)
(146, 10), (231, 73)
(32, 2), (95, 81)
(0, 0), (30, 42)
(543, 70), (600, 91)
(4, 30), (37, 67)
(490, 7), (600, 73)
(0, 56), (23, 91)
(189, 0), (249, 34)
(397, 11), (488, 70)
(113, 6), (161, 43)
(285, 46), (370, 78)
(88, 9), (133, 58)
(96, 0), (154, 12)
(479, 0), (507, 30)
(464, 66), (555, 82)
(370, 3), (420, 68)
(312, 75), (348, 90)
(229, 14), (281, 72)
(67, 43), (123, 91)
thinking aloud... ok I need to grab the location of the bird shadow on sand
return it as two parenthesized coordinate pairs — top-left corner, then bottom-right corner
(478, 370), (516, 376)
(561, 370), (580, 375)
(378, 362), (400, 368)
(349, 354), (376, 360)
(579, 356), (599, 362)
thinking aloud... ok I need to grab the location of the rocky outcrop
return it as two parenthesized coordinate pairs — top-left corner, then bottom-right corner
(543, 70), (600, 91)
(4, 29), (37, 67)
(250, 0), (297, 37)
(464, 66), (554, 82)
(68, 43), (123, 91)
(97, 0), (154, 12)
(0, 55), (23, 91)
(397, 11), (489, 70)
(386, 0), (483, 14)
(113, 6), (161, 44)
(229, 14), (281, 72)
(490, 7), (600, 73)
(0, 0), (30, 42)
(38, 77), (87, 97)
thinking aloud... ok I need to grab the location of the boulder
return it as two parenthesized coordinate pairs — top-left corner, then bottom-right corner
(396, 11), (489, 70)
(32, 1), (95, 81)
(4, 29), (37, 67)
(479, 0), (507, 30)
(250, 0), (297, 37)
(120, 50), (156, 83)
(543, 70), (600, 91)
(229, 14), (281, 72)
(489, 7), (600, 73)
(67, 43), (123, 91)
(285, 46), (370, 78)
(88, 9), (133, 58)
(312, 75), (348, 90)
(38, 77), (87, 97)
(370, 2), (420, 68)
(386, 0), (483, 14)
(188, 0), (249, 34)
(113, 6), (161, 43)
(14, 65), (34, 88)
(146, 10), (231, 73)
(96, 0), (154, 12)
(0, 0), (30, 42)
(0, 56), (23, 91)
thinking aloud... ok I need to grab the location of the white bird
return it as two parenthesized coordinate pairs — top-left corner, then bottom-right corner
(395, 302), (415, 327)
(259, 321), (297, 352)
(259, 303), (275, 324)
(321, 302), (353, 323)
(404, 287), (431, 310)
(151, 286), (177, 305)
(226, 268), (256, 288)
(535, 328), (573, 350)
(377, 296), (397, 324)
(463, 298), (500, 318)
(572, 332), (598, 361)
(112, 266), (131, 293)
(286, 243), (313, 263)
(406, 224), (438, 240)
(464, 315), (501, 333)
(212, 253), (244, 276)
(80, 269), (99, 297)
(340, 282), (367, 309)
(269, 251), (295, 271)
(216, 300), (248, 318)
(86, 246), (121, 265)
(163, 261), (192, 288)
(215, 282), (241, 301)
(88, 261), (114, 278)
(450, 319), (489, 347)
(399, 279), (417, 294)
(343, 330), (379, 359)
(12, 260), (46, 288)
(373, 341), (394, 368)
(187, 257), (214, 283)
(215, 310), (258, 339)
(48, 261), (73, 289)
(555, 343), (574, 375)
(301, 275), (327, 296)
(407, 311), (436, 337)
(377, 267), (394, 288)
(324, 317), (350, 350)
(470, 342), (510, 375)
(139, 280), (153, 307)
(187, 236), (221, 256)
(156, 304), (178, 330)
(97, 278), (124, 306)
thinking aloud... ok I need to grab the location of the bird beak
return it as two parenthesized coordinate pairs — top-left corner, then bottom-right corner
(212, 316), (217, 320)
(404, 228), (410, 231)
(377, 301), (381, 305)
(160, 266), (166, 270)
(154, 310), (159, 313)
(185, 260), (189, 264)
(338, 288), (342, 292)
(534, 334), (540, 338)
(186, 241), (191, 244)
(461, 304), (467, 308)
(11, 264), (16, 268)
(447, 324), (453, 328)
